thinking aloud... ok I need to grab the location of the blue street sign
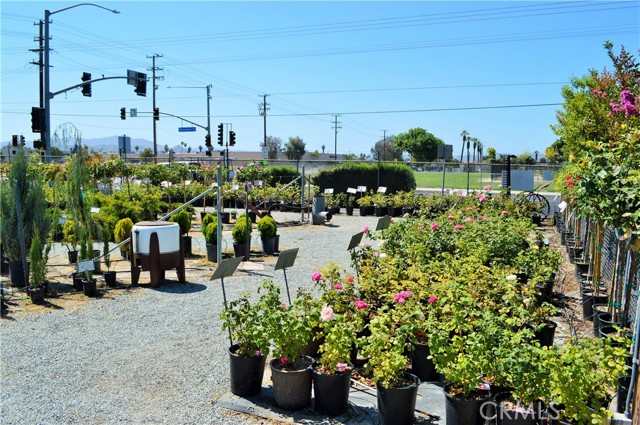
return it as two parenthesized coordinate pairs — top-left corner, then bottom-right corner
(178, 127), (196, 132)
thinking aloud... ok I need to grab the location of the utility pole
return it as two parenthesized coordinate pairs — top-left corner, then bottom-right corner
(148, 54), (163, 164)
(258, 94), (270, 148)
(42, 4), (120, 162)
(332, 114), (341, 161)
(30, 20), (45, 157)
(382, 129), (388, 161)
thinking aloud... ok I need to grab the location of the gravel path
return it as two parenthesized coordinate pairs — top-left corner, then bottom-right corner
(0, 212), (380, 425)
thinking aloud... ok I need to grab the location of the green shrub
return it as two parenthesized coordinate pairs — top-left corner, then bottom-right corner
(62, 219), (77, 251)
(267, 166), (299, 185)
(257, 215), (277, 238)
(114, 217), (134, 252)
(203, 222), (218, 245)
(169, 209), (192, 235)
(202, 212), (217, 230)
(232, 214), (252, 243)
(311, 162), (415, 194)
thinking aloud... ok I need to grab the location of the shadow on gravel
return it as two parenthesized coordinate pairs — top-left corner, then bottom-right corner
(150, 282), (208, 294)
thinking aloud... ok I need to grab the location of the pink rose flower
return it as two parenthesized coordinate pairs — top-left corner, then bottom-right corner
(355, 300), (368, 310)
(454, 224), (464, 230)
(483, 185), (492, 191)
(477, 195), (487, 202)
(346, 277), (354, 283)
(428, 296), (437, 303)
(447, 215), (455, 221)
(280, 356), (288, 365)
(255, 350), (262, 356)
(334, 283), (343, 290)
(321, 306), (336, 321)
(430, 223), (440, 231)
(465, 217), (474, 223)
(363, 226), (369, 234)
(501, 210), (509, 216)
(311, 272), (322, 282)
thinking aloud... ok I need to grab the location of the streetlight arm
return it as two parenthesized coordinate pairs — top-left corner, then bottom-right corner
(48, 3), (120, 16)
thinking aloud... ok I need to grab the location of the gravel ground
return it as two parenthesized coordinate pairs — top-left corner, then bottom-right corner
(0, 212), (381, 425)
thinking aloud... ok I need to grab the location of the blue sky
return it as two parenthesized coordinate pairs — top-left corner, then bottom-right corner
(2, 1), (639, 158)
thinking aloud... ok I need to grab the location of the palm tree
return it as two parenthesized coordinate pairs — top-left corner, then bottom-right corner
(460, 130), (469, 162)
(476, 141), (483, 162)
(534, 150), (539, 162)
(472, 138), (477, 164)
(135, 145), (139, 153)
(199, 145), (203, 153)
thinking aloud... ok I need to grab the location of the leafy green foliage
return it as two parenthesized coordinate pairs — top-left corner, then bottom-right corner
(393, 127), (444, 162)
(232, 214), (252, 243)
(311, 162), (416, 193)
(257, 215), (277, 238)
(168, 209), (191, 235)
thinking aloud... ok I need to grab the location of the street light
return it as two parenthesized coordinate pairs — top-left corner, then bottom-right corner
(43, 3), (120, 162)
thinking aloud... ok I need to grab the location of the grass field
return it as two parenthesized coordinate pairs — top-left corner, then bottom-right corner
(413, 171), (495, 190)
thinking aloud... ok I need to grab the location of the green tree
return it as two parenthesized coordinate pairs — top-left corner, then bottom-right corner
(343, 153), (357, 160)
(486, 147), (497, 161)
(310, 150), (320, 160)
(283, 136), (306, 160)
(370, 136), (402, 161)
(265, 136), (283, 160)
(139, 148), (154, 158)
(393, 128), (443, 162)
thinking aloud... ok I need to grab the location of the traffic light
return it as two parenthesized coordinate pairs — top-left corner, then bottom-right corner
(205, 134), (212, 148)
(33, 139), (43, 149)
(20, 135), (25, 146)
(217, 123), (224, 145)
(135, 72), (147, 97)
(81, 72), (91, 97)
(154, 107), (160, 121)
(205, 150), (212, 157)
(31, 107), (45, 133)
(12, 135), (18, 147)
(120, 107), (126, 120)
(229, 131), (236, 146)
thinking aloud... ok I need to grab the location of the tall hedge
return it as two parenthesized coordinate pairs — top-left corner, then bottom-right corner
(311, 162), (416, 193)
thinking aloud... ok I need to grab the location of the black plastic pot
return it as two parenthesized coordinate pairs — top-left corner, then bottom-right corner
(444, 384), (490, 425)
(410, 342), (438, 382)
(182, 235), (192, 256)
(532, 320), (557, 347)
(270, 356), (313, 410)
(233, 242), (250, 261)
(72, 272), (84, 291)
(359, 207), (368, 216)
(377, 373), (420, 425)
(82, 278), (97, 297)
(228, 344), (266, 397)
(103, 271), (117, 288)
(67, 250), (78, 264)
(261, 237), (275, 256)
(206, 244), (218, 263)
(27, 285), (46, 304)
(346, 206), (354, 216)
(312, 363), (352, 416)
(8, 260), (29, 288)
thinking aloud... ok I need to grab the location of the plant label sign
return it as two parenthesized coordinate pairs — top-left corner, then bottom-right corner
(58, 216), (68, 225)
(357, 186), (367, 193)
(77, 260), (94, 273)
(377, 186), (387, 193)
(324, 188), (334, 194)
(90, 207), (100, 214)
(347, 187), (357, 194)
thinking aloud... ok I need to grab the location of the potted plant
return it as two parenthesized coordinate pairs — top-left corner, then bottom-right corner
(169, 209), (192, 256)
(256, 214), (277, 255)
(356, 193), (372, 216)
(62, 219), (79, 264)
(345, 194), (355, 216)
(220, 283), (273, 397)
(232, 214), (252, 261)
(114, 217), (134, 260)
(27, 230), (50, 304)
(358, 295), (421, 425)
(203, 222), (218, 263)
(0, 149), (50, 287)
(313, 306), (357, 416)
(102, 227), (117, 288)
(261, 281), (315, 411)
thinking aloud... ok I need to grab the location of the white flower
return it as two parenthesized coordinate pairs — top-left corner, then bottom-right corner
(320, 306), (335, 321)
(506, 275), (517, 281)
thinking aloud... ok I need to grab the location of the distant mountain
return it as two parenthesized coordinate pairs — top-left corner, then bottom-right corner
(82, 136), (153, 153)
